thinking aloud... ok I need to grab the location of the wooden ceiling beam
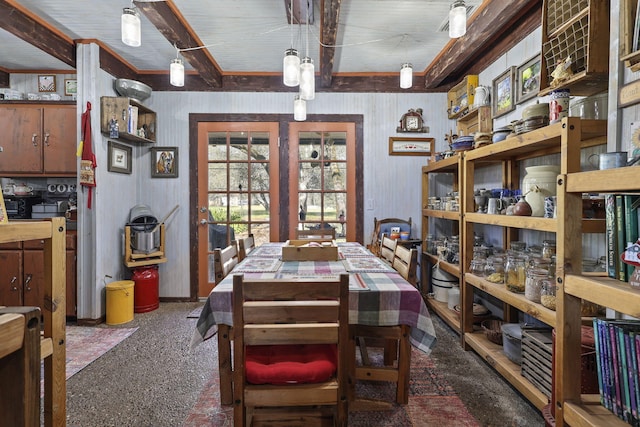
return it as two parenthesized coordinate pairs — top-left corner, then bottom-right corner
(0, 0), (76, 68)
(134, 0), (222, 88)
(319, 0), (341, 87)
(424, 0), (542, 89)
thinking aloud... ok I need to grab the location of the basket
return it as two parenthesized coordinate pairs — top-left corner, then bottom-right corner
(481, 319), (504, 345)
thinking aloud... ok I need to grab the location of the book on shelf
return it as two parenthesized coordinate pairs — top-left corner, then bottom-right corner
(606, 194), (618, 279)
(616, 195), (628, 282)
(624, 195), (640, 281)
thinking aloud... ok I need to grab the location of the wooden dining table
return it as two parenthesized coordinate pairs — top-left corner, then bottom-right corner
(191, 241), (437, 406)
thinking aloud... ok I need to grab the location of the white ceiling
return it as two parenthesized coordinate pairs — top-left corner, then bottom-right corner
(0, 0), (482, 75)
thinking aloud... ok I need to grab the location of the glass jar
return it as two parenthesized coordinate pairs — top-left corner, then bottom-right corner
(540, 279), (557, 310)
(542, 240), (556, 260)
(505, 255), (526, 293)
(525, 267), (548, 303)
(425, 234), (434, 255)
(470, 259), (485, 276)
(484, 257), (504, 283)
(510, 241), (527, 252)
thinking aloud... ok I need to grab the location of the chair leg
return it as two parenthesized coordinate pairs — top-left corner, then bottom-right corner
(356, 336), (370, 365)
(396, 325), (411, 404)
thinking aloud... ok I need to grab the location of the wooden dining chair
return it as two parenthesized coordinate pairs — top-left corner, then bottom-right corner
(379, 234), (397, 265)
(392, 244), (418, 286)
(232, 273), (350, 427)
(237, 234), (255, 261)
(369, 217), (411, 256)
(296, 227), (336, 240)
(213, 241), (239, 285)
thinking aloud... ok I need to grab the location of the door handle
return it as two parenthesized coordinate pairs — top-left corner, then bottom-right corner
(200, 219), (208, 225)
(10, 276), (18, 291)
(44, 132), (50, 146)
(32, 133), (38, 146)
(25, 274), (32, 292)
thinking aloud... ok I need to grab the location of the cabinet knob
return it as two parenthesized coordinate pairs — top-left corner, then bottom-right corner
(32, 133), (38, 146)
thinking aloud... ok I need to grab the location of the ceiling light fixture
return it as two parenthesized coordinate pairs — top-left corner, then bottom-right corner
(299, 0), (315, 100)
(449, 0), (467, 39)
(400, 63), (413, 89)
(283, 1), (300, 87)
(170, 47), (184, 87)
(294, 95), (307, 121)
(121, 6), (141, 47)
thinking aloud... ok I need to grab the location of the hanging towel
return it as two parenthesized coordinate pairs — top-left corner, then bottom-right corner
(79, 101), (97, 208)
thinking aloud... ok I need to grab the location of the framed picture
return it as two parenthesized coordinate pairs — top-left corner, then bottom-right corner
(107, 141), (132, 174)
(38, 75), (56, 92)
(516, 55), (541, 104)
(151, 147), (178, 178)
(64, 79), (77, 96)
(492, 66), (516, 118)
(0, 186), (7, 224)
(388, 137), (433, 156)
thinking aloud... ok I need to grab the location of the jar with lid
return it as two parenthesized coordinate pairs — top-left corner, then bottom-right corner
(540, 279), (557, 310)
(469, 259), (485, 276)
(425, 234), (434, 255)
(510, 241), (527, 252)
(525, 267), (548, 303)
(484, 256), (505, 283)
(542, 240), (556, 260)
(505, 255), (526, 293)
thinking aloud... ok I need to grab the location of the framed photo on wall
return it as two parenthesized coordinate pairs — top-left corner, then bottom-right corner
(38, 75), (56, 92)
(492, 66), (516, 118)
(107, 141), (132, 174)
(64, 79), (77, 96)
(516, 55), (541, 104)
(151, 147), (178, 178)
(388, 137), (433, 156)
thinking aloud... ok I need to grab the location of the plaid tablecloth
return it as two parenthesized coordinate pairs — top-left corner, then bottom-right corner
(191, 245), (437, 354)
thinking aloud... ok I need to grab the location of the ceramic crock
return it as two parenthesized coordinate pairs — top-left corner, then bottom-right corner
(522, 165), (560, 217)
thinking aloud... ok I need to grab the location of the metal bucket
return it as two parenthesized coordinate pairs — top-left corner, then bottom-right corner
(131, 228), (160, 254)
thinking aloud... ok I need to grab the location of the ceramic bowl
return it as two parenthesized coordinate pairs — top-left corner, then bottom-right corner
(522, 102), (549, 120)
(492, 127), (512, 143)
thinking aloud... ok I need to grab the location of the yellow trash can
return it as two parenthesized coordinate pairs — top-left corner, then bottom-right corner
(106, 280), (135, 325)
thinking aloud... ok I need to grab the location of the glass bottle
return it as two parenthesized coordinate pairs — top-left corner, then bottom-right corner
(540, 279), (557, 310)
(505, 255), (526, 293)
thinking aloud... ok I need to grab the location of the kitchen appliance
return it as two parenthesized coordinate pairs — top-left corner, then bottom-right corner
(3, 195), (42, 219)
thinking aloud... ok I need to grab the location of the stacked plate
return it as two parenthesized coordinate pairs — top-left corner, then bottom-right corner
(451, 135), (474, 152)
(513, 115), (549, 135)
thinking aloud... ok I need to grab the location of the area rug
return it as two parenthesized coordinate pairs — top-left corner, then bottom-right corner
(41, 325), (138, 396)
(182, 347), (480, 427)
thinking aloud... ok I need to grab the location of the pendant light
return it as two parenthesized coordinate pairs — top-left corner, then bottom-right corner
(294, 95), (307, 121)
(121, 6), (141, 47)
(449, 0), (467, 39)
(400, 63), (413, 89)
(170, 46), (184, 87)
(299, 0), (315, 100)
(283, 0), (300, 86)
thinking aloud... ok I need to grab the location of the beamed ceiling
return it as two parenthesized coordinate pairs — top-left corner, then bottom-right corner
(0, 0), (542, 93)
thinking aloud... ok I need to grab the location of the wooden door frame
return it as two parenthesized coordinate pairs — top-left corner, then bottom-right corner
(188, 113), (364, 300)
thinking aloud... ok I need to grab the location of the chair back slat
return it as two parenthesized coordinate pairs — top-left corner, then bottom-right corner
(241, 279), (342, 301)
(392, 245), (418, 286)
(213, 241), (239, 284)
(244, 301), (339, 324)
(238, 234), (255, 261)
(380, 234), (397, 265)
(245, 324), (339, 346)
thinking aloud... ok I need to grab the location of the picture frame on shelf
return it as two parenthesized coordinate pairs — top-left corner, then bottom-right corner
(388, 137), (433, 156)
(64, 79), (77, 96)
(492, 66), (516, 118)
(107, 141), (132, 174)
(516, 55), (541, 104)
(38, 75), (56, 92)
(151, 147), (179, 178)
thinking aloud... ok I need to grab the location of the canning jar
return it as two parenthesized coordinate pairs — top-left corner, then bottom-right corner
(470, 259), (485, 276)
(484, 257), (505, 284)
(540, 279), (557, 310)
(505, 255), (526, 293)
(542, 240), (556, 260)
(525, 267), (548, 303)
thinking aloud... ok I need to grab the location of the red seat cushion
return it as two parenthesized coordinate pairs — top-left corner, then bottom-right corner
(245, 344), (337, 385)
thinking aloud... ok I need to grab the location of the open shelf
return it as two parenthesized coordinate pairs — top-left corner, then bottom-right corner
(466, 274), (556, 327)
(464, 331), (549, 411)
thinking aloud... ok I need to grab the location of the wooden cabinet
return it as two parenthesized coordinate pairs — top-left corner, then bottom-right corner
(421, 154), (464, 335)
(100, 96), (156, 143)
(461, 117), (608, 413)
(556, 167), (640, 425)
(539, 0), (610, 96)
(0, 103), (77, 176)
(0, 231), (77, 317)
(447, 75), (478, 119)
(621, 0), (640, 71)
(456, 106), (492, 136)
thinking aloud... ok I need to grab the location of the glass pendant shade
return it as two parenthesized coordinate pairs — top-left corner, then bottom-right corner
(400, 63), (413, 89)
(449, 0), (467, 39)
(299, 57), (315, 100)
(294, 95), (307, 121)
(170, 58), (185, 87)
(283, 48), (300, 87)
(121, 7), (141, 47)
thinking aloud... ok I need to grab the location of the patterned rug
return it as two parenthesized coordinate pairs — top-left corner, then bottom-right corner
(41, 325), (138, 396)
(182, 347), (480, 427)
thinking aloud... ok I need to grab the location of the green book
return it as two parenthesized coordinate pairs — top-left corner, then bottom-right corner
(606, 194), (618, 279)
(624, 195), (640, 281)
(616, 195), (628, 282)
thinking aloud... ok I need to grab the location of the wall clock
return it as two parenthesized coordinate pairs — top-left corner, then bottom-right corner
(397, 108), (428, 133)
(38, 75), (56, 92)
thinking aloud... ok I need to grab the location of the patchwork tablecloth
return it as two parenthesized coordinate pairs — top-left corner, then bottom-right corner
(192, 244), (436, 355)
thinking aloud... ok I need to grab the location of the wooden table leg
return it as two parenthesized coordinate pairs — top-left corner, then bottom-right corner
(347, 326), (357, 403)
(217, 324), (233, 405)
(396, 325), (411, 405)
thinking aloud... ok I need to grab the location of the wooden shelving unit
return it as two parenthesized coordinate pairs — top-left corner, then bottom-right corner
(0, 218), (66, 427)
(461, 117), (608, 419)
(556, 166), (640, 425)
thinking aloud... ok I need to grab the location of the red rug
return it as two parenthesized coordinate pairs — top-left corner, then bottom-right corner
(183, 347), (480, 426)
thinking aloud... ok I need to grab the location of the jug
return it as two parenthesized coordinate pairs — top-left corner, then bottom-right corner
(474, 86), (490, 108)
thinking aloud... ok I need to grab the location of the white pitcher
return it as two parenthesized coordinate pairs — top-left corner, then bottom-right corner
(474, 86), (490, 108)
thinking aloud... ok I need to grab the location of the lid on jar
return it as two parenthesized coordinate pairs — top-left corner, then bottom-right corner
(543, 240), (556, 246)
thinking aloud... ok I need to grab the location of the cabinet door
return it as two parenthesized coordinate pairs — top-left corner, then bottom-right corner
(66, 249), (76, 317)
(43, 107), (77, 174)
(23, 250), (45, 308)
(0, 107), (43, 173)
(0, 251), (23, 306)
